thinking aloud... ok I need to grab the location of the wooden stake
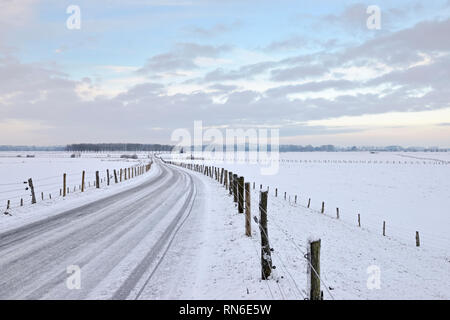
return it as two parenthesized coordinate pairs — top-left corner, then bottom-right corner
(114, 170), (118, 183)
(233, 174), (238, 203)
(81, 170), (85, 192)
(321, 201), (325, 213)
(245, 182), (251, 237)
(309, 239), (322, 300)
(307, 198), (311, 208)
(96, 171), (100, 188)
(238, 176), (244, 213)
(416, 231), (420, 247)
(259, 191), (272, 280)
(107, 169), (110, 186)
(336, 208), (340, 219)
(63, 174), (66, 197)
(383, 221), (386, 236)
(358, 214), (361, 227)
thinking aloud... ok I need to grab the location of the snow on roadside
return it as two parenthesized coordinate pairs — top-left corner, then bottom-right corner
(0, 163), (158, 234)
(150, 164), (450, 300)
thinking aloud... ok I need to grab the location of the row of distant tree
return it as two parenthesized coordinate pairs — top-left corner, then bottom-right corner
(66, 143), (173, 152)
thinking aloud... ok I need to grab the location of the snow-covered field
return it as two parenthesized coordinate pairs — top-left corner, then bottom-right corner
(0, 151), (152, 212)
(0, 151), (448, 299)
(156, 163), (450, 300)
(164, 152), (450, 255)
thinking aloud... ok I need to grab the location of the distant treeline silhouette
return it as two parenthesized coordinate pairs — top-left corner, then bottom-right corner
(66, 143), (174, 152)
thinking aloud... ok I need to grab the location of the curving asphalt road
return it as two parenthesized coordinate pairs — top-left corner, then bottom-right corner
(0, 160), (199, 300)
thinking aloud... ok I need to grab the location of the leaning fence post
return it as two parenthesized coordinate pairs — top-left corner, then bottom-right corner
(114, 170), (118, 183)
(308, 239), (322, 300)
(28, 178), (37, 204)
(307, 198), (311, 208)
(259, 190), (272, 280)
(81, 170), (85, 192)
(416, 231), (420, 247)
(245, 182), (251, 237)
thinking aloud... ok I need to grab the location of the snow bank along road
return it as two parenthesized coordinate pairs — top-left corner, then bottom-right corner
(0, 160), (199, 299)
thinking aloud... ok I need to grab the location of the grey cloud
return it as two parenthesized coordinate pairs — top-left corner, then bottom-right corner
(138, 42), (231, 74)
(202, 61), (276, 82)
(270, 64), (328, 82)
(185, 20), (242, 38)
(265, 80), (357, 97)
(264, 35), (310, 51)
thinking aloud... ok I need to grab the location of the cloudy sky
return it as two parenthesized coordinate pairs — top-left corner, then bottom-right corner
(1, 0), (450, 146)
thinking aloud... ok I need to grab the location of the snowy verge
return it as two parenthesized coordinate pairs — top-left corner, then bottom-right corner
(144, 164), (450, 300)
(0, 164), (160, 234)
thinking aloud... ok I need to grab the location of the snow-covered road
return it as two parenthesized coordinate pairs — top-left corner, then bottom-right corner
(0, 160), (199, 299)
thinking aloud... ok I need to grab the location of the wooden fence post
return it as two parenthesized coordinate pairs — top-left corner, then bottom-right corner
(63, 174), (66, 197)
(259, 191), (272, 280)
(336, 207), (339, 219)
(81, 170), (85, 192)
(114, 170), (118, 183)
(307, 198), (311, 208)
(245, 182), (251, 237)
(107, 169), (110, 186)
(96, 171), (100, 188)
(233, 174), (238, 203)
(28, 178), (36, 204)
(120, 169), (123, 182)
(7, 200), (10, 210)
(275, 188), (277, 197)
(284, 192), (286, 200)
(358, 214), (361, 227)
(229, 172), (233, 195)
(321, 201), (325, 213)
(238, 176), (244, 213)
(416, 231), (420, 247)
(309, 239), (322, 300)
(383, 221), (386, 236)
(224, 170), (228, 189)
(295, 195), (297, 204)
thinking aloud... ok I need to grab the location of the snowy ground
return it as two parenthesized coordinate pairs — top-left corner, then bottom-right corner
(0, 151), (151, 211)
(0, 152), (448, 299)
(163, 152), (450, 255)
(150, 162), (449, 300)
